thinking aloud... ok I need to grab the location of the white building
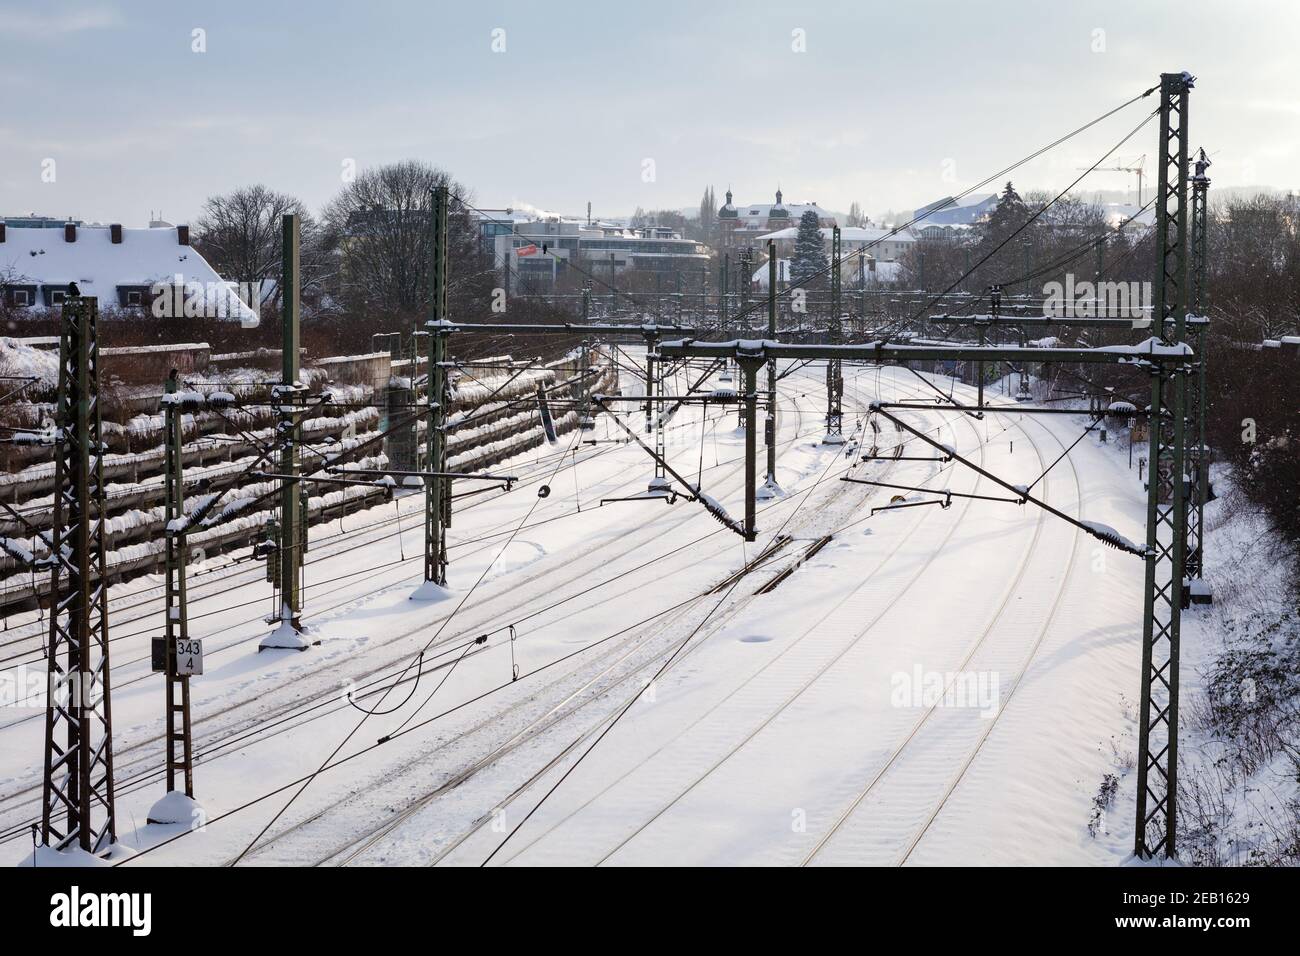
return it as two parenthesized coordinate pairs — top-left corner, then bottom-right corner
(474, 212), (709, 284)
(756, 224), (918, 263)
(0, 221), (257, 324)
(912, 193), (998, 227)
(719, 189), (837, 248)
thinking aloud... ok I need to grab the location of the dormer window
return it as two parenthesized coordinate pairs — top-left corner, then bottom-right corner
(117, 284), (153, 309)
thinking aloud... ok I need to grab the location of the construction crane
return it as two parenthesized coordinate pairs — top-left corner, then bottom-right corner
(1081, 154), (1146, 205)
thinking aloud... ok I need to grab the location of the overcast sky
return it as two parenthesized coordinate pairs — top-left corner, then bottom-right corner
(1, 0), (1295, 226)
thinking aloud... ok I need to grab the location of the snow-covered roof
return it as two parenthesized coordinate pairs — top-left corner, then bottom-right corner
(752, 258), (792, 289)
(756, 225), (917, 245)
(749, 255), (903, 289)
(735, 201), (834, 224)
(912, 194), (997, 226)
(0, 225), (257, 325)
(467, 208), (534, 223)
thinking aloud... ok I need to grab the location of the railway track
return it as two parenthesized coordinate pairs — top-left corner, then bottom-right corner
(0, 369), (847, 850)
(262, 373), (940, 866)
(478, 393), (1000, 866)
(802, 407), (1085, 866)
(505, 380), (1081, 867)
(212, 369), (887, 865)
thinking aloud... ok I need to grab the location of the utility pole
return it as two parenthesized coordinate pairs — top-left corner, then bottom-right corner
(1022, 237), (1033, 300)
(739, 352), (763, 539)
(578, 338), (596, 430)
(420, 184), (452, 596)
(759, 239), (781, 497)
(824, 226), (845, 443)
(720, 254), (729, 331)
(929, 311), (1152, 404)
(261, 214), (307, 649)
(41, 295), (117, 856)
(702, 267), (709, 325)
(646, 326), (670, 494)
(154, 385), (195, 813)
(608, 252), (617, 316)
(1185, 147), (1212, 603)
(738, 244), (754, 408)
(1134, 70), (1193, 860)
(739, 246), (752, 318)
(858, 249), (867, 324)
(980, 286), (1001, 409)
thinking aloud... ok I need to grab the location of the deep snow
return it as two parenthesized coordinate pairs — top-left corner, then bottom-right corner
(0, 361), (1209, 866)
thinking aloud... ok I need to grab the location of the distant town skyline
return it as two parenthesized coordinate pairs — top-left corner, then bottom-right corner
(1, 0), (1296, 227)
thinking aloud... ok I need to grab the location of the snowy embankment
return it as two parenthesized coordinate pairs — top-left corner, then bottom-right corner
(0, 362), (610, 593)
(1166, 471), (1299, 865)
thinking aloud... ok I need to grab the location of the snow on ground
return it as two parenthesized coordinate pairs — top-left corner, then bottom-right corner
(1158, 470), (1299, 865)
(0, 360), (1193, 866)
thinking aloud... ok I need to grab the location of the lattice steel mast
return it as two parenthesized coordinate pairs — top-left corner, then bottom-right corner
(260, 214), (309, 648)
(40, 296), (117, 855)
(159, 388), (195, 800)
(824, 226), (845, 443)
(1133, 70), (1194, 859)
(425, 184), (451, 588)
(1184, 146), (1212, 601)
(760, 239), (781, 496)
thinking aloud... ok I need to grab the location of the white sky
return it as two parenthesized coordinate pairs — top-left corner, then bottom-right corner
(0, 0), (1295, 225)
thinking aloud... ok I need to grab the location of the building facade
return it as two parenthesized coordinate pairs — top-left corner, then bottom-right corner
(473, 211), (710, 287)
(0, 221), (256, 323)
(718, 189), (837, 250)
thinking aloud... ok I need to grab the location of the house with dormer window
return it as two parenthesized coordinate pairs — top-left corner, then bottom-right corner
(0, 220), (256, 324)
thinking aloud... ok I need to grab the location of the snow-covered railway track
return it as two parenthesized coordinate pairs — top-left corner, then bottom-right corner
(792, 403), (1081, 864)
(242, 595), (720, 866)
(479, 403), (997, 866)
(486, 378), (1081, 866)
(0, 375), (843, 848)
(862, 412), (1084, 866)
(312, 380), (950, 865)
(212, 373), (882, 865)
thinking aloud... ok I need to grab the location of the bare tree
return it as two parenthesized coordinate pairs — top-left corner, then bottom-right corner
(322, 160), (490, 318)
(193, 185), (326, 309)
